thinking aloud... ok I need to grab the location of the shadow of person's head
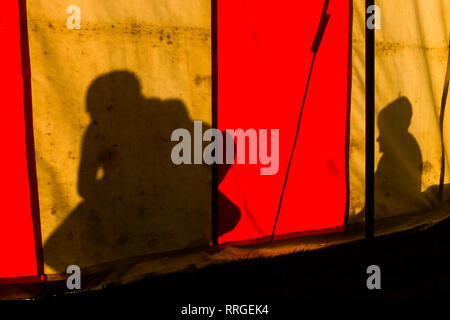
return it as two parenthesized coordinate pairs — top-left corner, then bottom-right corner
(86, 71), (143, 126)
(377, 96), (413, 153)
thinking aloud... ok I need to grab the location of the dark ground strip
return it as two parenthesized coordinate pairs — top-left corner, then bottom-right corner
(31, 216), (449, 315)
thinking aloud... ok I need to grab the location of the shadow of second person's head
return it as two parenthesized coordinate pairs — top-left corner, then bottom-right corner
(377, 96), (413, 153)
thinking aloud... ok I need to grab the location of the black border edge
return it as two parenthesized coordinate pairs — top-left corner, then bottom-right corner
(211, 0), (218, 246)
(344, 0), (354, 226)
(365, 0), (375, 240)
(18, 0), (44, 276)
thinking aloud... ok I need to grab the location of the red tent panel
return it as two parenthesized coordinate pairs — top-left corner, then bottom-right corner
(0, 0), (37, 278)
(218, 0), (350, 243)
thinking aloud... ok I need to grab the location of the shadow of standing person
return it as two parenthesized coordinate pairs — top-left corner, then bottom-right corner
(44, 71), (240, 271)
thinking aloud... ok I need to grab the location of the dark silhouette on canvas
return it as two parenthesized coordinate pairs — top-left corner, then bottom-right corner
(374, 97), (425, 218)
(44, 71), (240, 271)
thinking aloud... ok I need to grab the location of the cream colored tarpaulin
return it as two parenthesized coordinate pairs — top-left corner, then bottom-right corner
(348, 0), (450, 223)
(26, 0), (212, 274)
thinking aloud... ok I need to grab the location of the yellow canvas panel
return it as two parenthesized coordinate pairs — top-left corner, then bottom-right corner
(26, 0), (212, 274)
(348, 0), (366, 222)
(348, 0), (450, 222)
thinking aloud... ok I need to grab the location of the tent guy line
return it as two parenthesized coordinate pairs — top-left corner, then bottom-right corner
(271, 0), (331, 239)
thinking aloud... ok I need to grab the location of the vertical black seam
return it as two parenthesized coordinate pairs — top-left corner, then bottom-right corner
(344, 0), (354, 226)
(438, 42), (450, 201)
(18, 0), (44, 276)
(365, 0), (375, 240)
(211, 0), (218, 245)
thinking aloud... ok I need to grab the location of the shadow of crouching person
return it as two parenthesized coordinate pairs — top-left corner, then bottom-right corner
(44, 71), (240, 271)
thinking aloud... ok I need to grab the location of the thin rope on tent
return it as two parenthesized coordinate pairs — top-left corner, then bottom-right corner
(271, 0), (331, 239)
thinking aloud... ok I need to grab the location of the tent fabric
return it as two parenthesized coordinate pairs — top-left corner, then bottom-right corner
(0, 0), (38, 279)
(348, 0), (450, 223)
(0, 0), (450, 282)
(25, 0), (212, 274)
(218, 0), (350, 243)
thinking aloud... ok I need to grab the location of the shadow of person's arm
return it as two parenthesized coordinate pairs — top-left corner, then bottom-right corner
(78, 124), (103, 200)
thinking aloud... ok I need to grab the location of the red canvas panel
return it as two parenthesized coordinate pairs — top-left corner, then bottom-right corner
(218, 0), (350, 243)
(0, 0), (37, 278)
